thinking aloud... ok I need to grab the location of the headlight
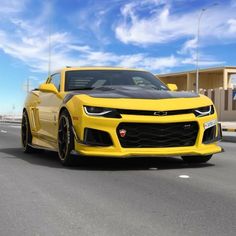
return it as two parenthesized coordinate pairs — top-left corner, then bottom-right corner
(84, 106), (121, 118)
(194, 105), (214, 117)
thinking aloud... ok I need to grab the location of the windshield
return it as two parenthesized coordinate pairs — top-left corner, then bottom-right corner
(65, 70), (168, 91)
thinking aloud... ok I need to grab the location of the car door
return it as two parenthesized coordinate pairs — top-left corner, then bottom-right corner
(37, 73), (62, 147)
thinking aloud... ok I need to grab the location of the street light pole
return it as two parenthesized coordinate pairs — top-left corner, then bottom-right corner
(195, 3), (218, 93)
(27, 77), (30, 93)
(23, 76), (39, 93)
(195, 8), (205, 93)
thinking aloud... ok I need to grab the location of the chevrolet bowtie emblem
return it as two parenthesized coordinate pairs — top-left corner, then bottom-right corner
(153, 111), (167, 116)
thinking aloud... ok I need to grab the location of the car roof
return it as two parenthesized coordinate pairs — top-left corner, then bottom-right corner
(60, 67), (147, 73)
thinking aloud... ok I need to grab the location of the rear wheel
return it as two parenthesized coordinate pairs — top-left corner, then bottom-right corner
(21, 110), (35, 153)
(181, 155), (212, 164)
(58, 111), (75, 166)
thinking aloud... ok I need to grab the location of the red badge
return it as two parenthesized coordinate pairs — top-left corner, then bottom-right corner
(119, 129), (127, 138)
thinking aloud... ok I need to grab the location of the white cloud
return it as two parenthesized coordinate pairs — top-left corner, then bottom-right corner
(227, 19), (236, 33)
(0, 0), (27, 14)
(116, 54), (179, 72)
(115, 1), (236, 45)
(0, 0), (182, 74)
(0, 0), (228, 74)
(181, 54), (225, 67)
(115, 3), (196, 44)
(0, 18), (183, 73)
(178, 38), (197, 55)
(67, 45), (92, 53)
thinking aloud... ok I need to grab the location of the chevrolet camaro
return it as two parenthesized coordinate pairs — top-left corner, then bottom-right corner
(21, 67), (223, 165)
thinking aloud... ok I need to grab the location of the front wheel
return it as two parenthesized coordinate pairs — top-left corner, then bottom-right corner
(58, 111), (75, 166)
(21, 110), (35, 153)
(181, 155), (212, 164)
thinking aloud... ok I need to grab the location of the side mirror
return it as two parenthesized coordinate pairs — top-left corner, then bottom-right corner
(167, 83), (178, 91)
(39, 83), (58, 94)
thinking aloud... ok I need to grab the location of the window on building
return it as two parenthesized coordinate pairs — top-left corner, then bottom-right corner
(230, 74), (236, 89)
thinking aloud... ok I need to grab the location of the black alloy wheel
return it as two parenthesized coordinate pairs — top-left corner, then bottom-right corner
(58, 111), (75, 165)
(181, 155), (212, 164)
(21, 110), (34, 153)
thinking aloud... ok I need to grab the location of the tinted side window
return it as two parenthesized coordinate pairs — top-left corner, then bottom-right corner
(50, 73), (61, 91)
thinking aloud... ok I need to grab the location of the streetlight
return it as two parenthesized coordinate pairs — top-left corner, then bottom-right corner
(23, 76), (39, 93)
(195, 3), (218, 93)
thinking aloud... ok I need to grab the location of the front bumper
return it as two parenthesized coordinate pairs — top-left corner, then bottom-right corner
(72, 113), (223, 158)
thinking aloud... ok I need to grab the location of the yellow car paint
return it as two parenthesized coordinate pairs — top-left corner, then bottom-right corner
(23, 67), (222, 160)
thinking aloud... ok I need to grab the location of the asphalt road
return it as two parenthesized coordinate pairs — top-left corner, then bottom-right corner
(0, 123), (236, 236)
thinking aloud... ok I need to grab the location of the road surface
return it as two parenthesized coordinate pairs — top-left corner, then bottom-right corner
(0, 123), (235, 236)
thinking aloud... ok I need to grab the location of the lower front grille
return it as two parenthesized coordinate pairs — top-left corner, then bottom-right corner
(202, 125), (216, 144)
(117, 122), (198, 148)
(84, 128), (113, 146)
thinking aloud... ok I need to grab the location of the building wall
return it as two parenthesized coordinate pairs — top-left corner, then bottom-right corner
(159, 75), (187, 91)
(188, 73), (195, 91)
(198, 71), (224, 90)
(158, 68), (234, 91)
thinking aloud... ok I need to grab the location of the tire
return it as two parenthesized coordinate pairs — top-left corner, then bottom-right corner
(181, 155), (212, 164)
(21, 110), (35, 153)
(58, 110), (75, 166)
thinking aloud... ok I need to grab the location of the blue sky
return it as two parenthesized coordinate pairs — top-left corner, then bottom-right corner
(0, 0), (236, 115)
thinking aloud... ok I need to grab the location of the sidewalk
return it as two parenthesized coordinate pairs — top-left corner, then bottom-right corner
(220, 121), (236, 143)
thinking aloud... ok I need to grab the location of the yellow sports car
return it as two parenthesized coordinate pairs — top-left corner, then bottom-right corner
(22, 67), (223, 165)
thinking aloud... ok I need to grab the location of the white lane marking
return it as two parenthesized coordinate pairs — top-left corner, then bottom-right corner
(149, 167), (158, 170)
(179, 175), (190, 179)
(10, 125), (21, 128)
(0, 130), (7, 133)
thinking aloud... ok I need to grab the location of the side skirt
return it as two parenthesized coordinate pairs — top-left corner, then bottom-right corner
(28, 143), (57, 152)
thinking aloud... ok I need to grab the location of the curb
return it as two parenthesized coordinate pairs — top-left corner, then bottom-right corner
(222, 128), (236, 132)
(222, 135), (236, 143)
(222, 129), (236, 142)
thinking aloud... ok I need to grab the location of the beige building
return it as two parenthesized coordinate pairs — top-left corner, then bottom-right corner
(157, 66), (236, 91)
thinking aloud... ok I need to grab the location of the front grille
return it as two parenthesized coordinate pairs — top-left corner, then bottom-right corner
(117, 122), (198, 148)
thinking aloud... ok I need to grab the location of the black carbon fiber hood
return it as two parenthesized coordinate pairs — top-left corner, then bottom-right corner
(64, 86), (199, 103)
